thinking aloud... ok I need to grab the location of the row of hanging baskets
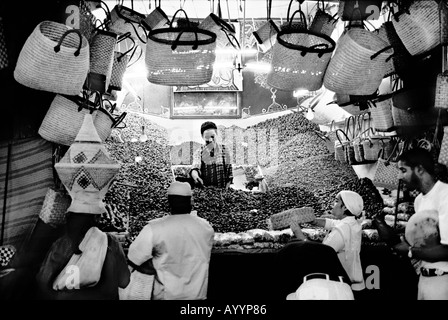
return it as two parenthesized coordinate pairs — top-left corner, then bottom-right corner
(12, 0), (448, 92)
(266, 0), (445, 95)
(12, 19), (128, 146)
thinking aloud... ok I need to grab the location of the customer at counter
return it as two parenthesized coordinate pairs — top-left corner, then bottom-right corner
(290, 190), (366, 296)
(189, 121), (233, 189)
(127, 182), (214, 300)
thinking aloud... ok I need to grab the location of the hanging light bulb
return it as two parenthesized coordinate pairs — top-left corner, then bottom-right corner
(139, 125), (148, 143)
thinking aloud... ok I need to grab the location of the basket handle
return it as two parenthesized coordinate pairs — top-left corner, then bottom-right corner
(371, 45), (393, 61)
(287, 9), (308, 30)
(89, 91), (104, 111)
(266, 0), (273, 20)
(344, 115), (356, 140)
(224, 30), (241, 50)
(117, 35), (136, 61)
(317, 0), (325, 11)
(54, 29), (84, 57)
(171, 29), (199, 51)
(112, 112), (128, 129)
(102, 98), (117, 113)
(99, 1), (111, 20)
(335, 128), (350, 144)
(124, 21), (148, 43)
(169, 9), (190, 28)
(300, 43), (330, 58)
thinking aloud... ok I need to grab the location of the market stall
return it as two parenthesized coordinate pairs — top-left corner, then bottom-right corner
(1, 0), (448, 301)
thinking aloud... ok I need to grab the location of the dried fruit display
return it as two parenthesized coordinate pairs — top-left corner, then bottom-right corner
(102, 112), (386, 249)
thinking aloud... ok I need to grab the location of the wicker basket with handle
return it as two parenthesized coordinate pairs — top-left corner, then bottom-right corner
(268, 207), (316, 231)
(145, 9), (217, 86)
(323, 28), (393, 96)
(14, 21), (89, 95)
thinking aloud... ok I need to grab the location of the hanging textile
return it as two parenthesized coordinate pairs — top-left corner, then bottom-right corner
(0, 138), (53, 248)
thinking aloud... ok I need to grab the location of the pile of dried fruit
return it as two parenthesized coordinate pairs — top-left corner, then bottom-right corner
(103, 112), (385, 249)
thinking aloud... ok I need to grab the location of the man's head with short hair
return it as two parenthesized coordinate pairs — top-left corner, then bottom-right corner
(398, 148), (436, 192)
(167, 181), (193, 214)
(200, 121), (218, 136)
(397, 148), (435, 176)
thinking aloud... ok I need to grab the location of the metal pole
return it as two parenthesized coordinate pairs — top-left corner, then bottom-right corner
(393, 179), (401, 230)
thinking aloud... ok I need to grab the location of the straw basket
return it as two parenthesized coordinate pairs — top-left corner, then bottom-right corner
(435, 72), (448, 110)
(438, 126), (448, 167)
(107, 5), (147, 42)
(375, 24), (395, 77)
(391, 106), (421, 130)
(267, 30), (335, 91)
(353, 136), (365, 163)
(79, 0), (96, 43)
(38, 94), (97, 146)
(88, 30), (118, 91)
(0, 17), (9, 70)
(362, 138), (382, 161)
(198, 13), (236, 49)
(392, 0), (440, 56)
(108, 51), (129, 91)
(281, 1), (308, 32)
(39, 187), (71, 228)
(253, 19), (280, 53)
(378, 21), (412, 78)
(334, 129), (350, 163)
(146, 9), (217, 86)
(14, 21), (89, 95)
(268, 207), (315, 231)
(94, 107), (127, 142)
(368, 95), (395, 132)
(309, 8), (337, 37)
(323, 28), (393, 96)
(141, 6), (170, 31)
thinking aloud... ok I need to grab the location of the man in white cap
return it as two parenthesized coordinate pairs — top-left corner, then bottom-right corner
(127, 182), (214, 300)
(291, 190), (365, 297)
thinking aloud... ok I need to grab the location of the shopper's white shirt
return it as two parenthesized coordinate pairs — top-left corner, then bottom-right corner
(127, 214), (214, 300)
(414, 180), (448, 272)
(323, 216), (365, 291)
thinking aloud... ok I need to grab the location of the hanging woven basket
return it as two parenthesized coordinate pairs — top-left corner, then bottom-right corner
(141, 6), (170, 32)
(309, 8), (337, 37)
(267, 30), (335, 91)
(87, 29), (118, 92)
(375, 23), (396, 78)
(145, 9), (217, 86)
(107, 4), (147, 42)
(14, 21), (89, 95)
(199, 12), (236, 49)
(38, 93), (98, 146)
(392, 0), (441, 56)
(368, 94), (395, 132)
(323, 28), (393, 96)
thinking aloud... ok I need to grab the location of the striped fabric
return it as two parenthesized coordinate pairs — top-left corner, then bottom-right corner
(0, 137), (54, 249)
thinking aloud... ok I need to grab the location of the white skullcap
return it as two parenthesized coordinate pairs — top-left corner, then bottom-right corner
(338, 191), (364, 217)
(167, 181), (192, 196)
